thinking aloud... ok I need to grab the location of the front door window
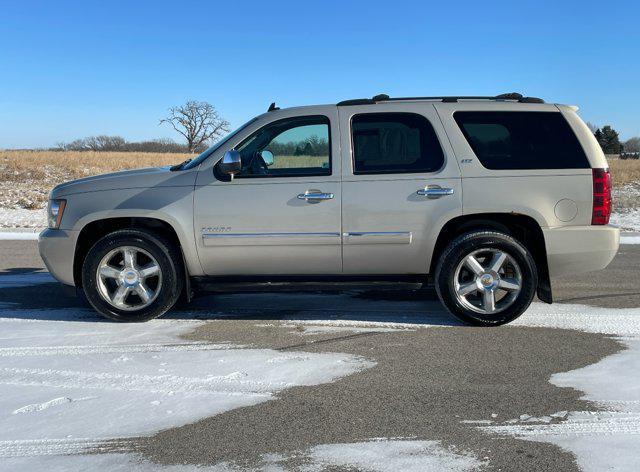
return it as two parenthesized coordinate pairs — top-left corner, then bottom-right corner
(235, 116), (331, 177)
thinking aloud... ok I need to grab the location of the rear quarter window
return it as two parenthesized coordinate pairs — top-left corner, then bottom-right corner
(454, 111), (589, 170)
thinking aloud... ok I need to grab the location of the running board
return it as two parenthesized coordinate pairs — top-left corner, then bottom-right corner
(191, 276), (427, 293)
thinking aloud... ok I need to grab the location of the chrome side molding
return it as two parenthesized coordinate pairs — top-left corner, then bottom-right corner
(343, 231), (412, 245)
(202, 232), (341, 247)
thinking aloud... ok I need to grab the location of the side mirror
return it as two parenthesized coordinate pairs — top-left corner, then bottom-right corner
(219, 150), (242, 180)
(259, 150), (274, 167)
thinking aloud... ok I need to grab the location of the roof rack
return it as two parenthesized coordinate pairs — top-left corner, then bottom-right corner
(336, 92), (544, 106)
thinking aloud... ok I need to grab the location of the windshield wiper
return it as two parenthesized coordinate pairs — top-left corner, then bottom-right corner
(170, 159), (192, 171)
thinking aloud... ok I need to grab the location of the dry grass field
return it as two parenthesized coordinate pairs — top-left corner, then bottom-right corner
(0, 150), (189, 209)
(609, 158), (640, 187)
(0, 150), (638, 211)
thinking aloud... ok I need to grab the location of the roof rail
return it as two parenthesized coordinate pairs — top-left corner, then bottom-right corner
(337, 93), (544, 106)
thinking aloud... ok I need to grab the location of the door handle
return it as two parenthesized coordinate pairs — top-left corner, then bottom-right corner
(417, 185), (454, 198)
(297, 191), (334, 203)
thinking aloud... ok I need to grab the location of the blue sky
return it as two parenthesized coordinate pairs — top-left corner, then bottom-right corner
(1, 0), (638, 148)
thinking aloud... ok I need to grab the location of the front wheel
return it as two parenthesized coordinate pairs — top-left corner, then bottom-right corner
(81, 229), (183, 322)
(435, 231), (537, 326)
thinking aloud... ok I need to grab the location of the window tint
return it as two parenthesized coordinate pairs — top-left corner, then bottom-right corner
(236, 116), (330, 177)
(454, 111), (589, 170)
(351, 113), (444, 174)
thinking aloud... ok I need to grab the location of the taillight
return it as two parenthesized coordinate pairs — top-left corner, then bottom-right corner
(591, 168), (612, 225)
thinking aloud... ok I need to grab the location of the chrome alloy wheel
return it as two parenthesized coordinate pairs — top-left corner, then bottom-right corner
(453, 248), (522, 315)
(96, 246), (162, 311)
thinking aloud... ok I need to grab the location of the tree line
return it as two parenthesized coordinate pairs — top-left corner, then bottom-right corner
(587, 122), (639, 155)
(268, 135), (329, 156)
(56, 100), (227, 153)
(55, 136), (205, 153)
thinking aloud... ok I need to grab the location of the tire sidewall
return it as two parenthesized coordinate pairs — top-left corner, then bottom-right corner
(436, 232), (537, 326)
(82, 231), (182, 322)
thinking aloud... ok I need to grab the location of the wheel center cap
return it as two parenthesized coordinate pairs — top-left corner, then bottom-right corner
(480, 274), (495, 287)
(122, 270), (140, 286)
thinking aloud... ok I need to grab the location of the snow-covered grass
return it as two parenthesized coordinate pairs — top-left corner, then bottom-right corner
(611, 208), (640, 232)
(0, 208), (46, 229)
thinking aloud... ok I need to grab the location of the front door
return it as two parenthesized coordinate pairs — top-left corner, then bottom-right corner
(338, 103), (463, 274)
(194, 110), (342, 275)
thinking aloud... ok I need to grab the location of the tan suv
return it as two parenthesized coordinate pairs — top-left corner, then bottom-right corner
(39, 93), (620, 325)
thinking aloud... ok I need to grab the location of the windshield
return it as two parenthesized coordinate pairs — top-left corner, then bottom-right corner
(181, 117), (259, 170)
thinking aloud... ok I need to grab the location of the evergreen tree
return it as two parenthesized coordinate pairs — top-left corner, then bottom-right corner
(593, 126), (622, 154)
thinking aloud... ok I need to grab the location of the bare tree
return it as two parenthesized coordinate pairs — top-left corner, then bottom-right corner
(624, 137), (640, 153)
(159, 100), (230, 153)
(585, 122), (599, 134)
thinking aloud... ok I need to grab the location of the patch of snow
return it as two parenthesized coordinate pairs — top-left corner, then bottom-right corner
(299, 439), (481, 472)
(278, 321), (411, 335)
(621, 235), (640, 244)
(0, 439), (482, 471)
(611, 209), (640, 232)
(0, 208), (47, 228)
(0, 300), (373, 467)
(0, 232), (40, 240)
(483, 304), (640, 472)
(512, 302), (640, 336)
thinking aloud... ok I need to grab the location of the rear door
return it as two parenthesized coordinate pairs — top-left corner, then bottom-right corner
(339, 103), (463, 274)
(193, 108), (342, 275)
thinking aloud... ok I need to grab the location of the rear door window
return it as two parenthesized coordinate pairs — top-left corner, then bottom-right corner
(351, 113), (444, 174)
(454, 111), (589, 170)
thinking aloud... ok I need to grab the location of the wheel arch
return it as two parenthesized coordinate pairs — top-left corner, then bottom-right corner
(430, 213), (552, 303)
(73, 217), (188, 294)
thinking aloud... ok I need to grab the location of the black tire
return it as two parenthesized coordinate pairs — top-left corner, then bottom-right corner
(81, 229), (183, 322)
(435, 231), (537, 326)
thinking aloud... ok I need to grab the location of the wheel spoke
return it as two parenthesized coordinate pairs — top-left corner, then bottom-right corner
(139, 263), (160, 278)
(135, 284), (152, 303)
(499, 278), (520, 291)
(99, 265), (120, 280)
(482, 289), (496, 313)
(123, 248), (136, 269)
(464, 255), (485, 276)
(111, 285), (130, 307)
(489, 251), (507, 273)
(457, 282), (478, 296)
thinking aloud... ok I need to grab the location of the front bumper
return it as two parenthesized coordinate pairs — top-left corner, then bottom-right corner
(543, 225), (620, 277)
(38, 228), (80, 286)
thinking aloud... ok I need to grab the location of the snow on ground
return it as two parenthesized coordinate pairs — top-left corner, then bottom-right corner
(298, 439), (481, 472)
(482, 304), (640, 472)
(0, 275), (376, 470)
(2, 439), (482, 471)
(2, 271), (640, 470)
(611, 209), (640, 233)
(0, 208), (46, 228)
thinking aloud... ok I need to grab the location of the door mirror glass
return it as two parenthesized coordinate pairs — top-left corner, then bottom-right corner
(258, 150), (274, 167)
(219, 150), (242, 179)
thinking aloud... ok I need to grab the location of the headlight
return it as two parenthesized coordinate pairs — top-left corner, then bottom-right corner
(47, 199), (67, 229)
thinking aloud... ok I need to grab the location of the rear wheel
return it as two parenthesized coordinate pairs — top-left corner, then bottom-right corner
(82, 229), (183, 322)
(435, 231), (537, 326)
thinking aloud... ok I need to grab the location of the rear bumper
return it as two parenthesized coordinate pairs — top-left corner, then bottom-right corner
(38, 228), (80, 286)
(543, 225), (620, 277)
